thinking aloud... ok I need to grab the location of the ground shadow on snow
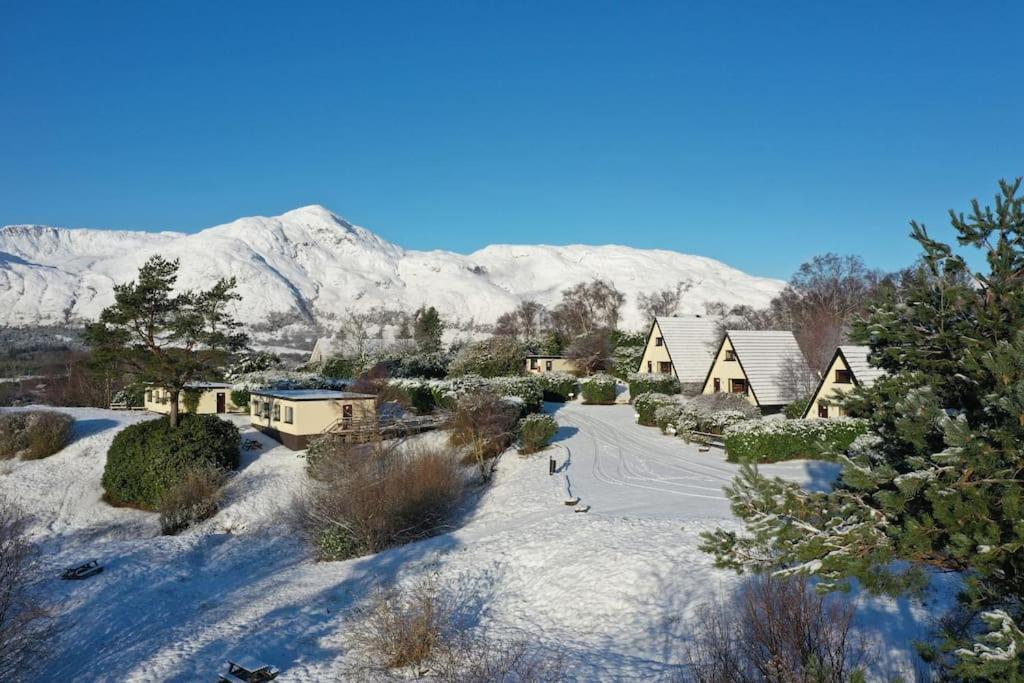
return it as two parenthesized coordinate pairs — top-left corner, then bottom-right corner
(70, 418), (121, 442)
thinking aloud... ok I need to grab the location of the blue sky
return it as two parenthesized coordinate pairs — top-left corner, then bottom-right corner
(2, 1), (1020, 279)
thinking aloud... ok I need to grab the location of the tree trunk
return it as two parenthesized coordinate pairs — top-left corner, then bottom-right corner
(169, 389), (180, 428)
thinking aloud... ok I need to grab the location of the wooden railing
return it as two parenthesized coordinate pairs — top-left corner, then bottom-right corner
(322, 412), (449, 440)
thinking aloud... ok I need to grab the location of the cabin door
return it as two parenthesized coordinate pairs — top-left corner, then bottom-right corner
(818, 402), (829, 419)
(216, 393), (226, 413)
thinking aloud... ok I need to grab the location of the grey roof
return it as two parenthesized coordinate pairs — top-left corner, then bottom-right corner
(251, 389), (376, 401)
(726, 330), (810, 406)
(839, 345), (884, 387)
(652, 315), (719, 383)
(184, 381), (232, 389)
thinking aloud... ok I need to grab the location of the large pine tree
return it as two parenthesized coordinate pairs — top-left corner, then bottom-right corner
(700, 179), (1024, 677)
(86, 256), (248, 427)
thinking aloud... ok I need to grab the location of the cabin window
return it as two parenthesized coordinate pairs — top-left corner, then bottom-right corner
(272, 404), (281, 422)
(730, 378), (747, 394)
(835, 369), (853, 384)
(713, 378), (721, 392)
(725, 350), (737, 361)
(647, 361), (653, 372)
(658, 361), (672, 374)
(530, 358), (538, 370)
(284, 406), (294, 424)
(146, 391), (153, 403)
(262, 402), (270, 418)
(545, 360), (553, 371)
(818, 402), (829, 418)
(655, 337), (664, 347)
(251, 400), (259, 415)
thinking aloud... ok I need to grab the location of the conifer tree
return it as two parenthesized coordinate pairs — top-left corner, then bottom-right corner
(413, 306), (444, 353)
(85, 256), (248, 427)
(700, 179), (1024, 676)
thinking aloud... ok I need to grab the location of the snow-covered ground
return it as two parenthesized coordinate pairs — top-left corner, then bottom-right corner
(0, 404), (946, 681)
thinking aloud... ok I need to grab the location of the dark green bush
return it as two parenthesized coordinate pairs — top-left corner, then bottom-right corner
(535, 373), (577, 402)
(628, 373), (681, 398)
(580, 374), (617, 405)
(518, 414), (559, 454)
(158, 465), (226, 534)
(103, 414), (240, 509)
(182, 389), (202, 414)
(723, 418), (868, 463)
(783, 397), (811, 419)
(230, 388), (251, 410)
(0, 411), (74, 460)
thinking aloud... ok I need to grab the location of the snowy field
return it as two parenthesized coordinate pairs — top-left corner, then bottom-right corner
(0, 403), (947, 681)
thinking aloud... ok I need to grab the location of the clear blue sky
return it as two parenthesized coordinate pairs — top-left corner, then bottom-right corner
(2, 1), (1020, 279)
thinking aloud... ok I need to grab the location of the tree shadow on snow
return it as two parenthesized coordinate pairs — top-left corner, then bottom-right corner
(802, 460), (843, 493)
(550, 425), (579, 444)
(70, 418), (120, 442)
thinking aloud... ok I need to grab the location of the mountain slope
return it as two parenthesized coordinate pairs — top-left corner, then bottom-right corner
(0, 206), (785, 329)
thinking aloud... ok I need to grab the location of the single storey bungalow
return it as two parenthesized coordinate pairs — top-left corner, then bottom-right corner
(701, 330), (810, 412)
(803, 345), (883, 419)
(144, 382), (236, 415)
(249, 389), (377, 450)
(525, 354), (577, 375)
(636, 315), (718, 390)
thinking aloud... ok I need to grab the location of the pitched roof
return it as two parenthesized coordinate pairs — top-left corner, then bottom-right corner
(726, 330), (809, 406)
(652, 315), (719, 383)
(838, 345), (884, 387)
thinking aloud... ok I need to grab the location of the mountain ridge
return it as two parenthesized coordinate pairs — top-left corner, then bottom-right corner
(0, 206), (786, 330)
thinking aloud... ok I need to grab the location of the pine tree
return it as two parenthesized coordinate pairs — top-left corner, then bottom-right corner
(700, 179), (1024, 677)
(85, 256), (248, 427)
(413, 306), (444, 353)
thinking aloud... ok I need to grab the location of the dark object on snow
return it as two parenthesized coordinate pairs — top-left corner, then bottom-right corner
(549, 457), (556, 475)
(574, 505), (591, 513)
(243, 439), (262, 451)
(61, 559), (103, 580)
(564, 497), (580, 506)
(219, 658), (280, 682)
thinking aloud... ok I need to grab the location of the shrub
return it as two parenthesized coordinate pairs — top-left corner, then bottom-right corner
(230, 388), (251, 410)
(182, 389), (201, 414)
(518, 414), (558, 454)
(158, 465), (226, 534)
(103, 414), (240, 509)
(687, 392), (761, 418)
(723, 417), (869, 463)
(534, 372), (577, 402)
(610, 330), (646, 379)
(633, 392), (677, 426)
(449, 392), (520, 481)
(0, 496), (53, 678)
(627, 372), (680, 398)
(0, 411), (73, 460)
(654, 404), (685, 433)
(580, 374), (617, 404)
(783, 396), (811, 419)
(447, 337), (525, 378)
(302, 442), (464, 560)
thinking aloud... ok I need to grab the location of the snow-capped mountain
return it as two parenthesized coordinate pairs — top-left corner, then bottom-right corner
(0, 205), (785, 330)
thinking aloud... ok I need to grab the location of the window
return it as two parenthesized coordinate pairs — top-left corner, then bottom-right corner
(545, 360), (553, 371)
(818, 402), (829, 418)
(272, 403), (281, 422)
(262, 402), (270, 419)
(658, 361), (672, 374)
(725, 350), (736, 361)
(647, 361), (653, 372)
(252, 400), (259, 415)
(530, 358), (538, 370)
(284, 406), (294, 424)
(730, 378), (747, 394)
(655, 337), (664, 347)
(146, 391), (153, 403)
(835, 369), (853, 384)
(713, 378), (721, 392)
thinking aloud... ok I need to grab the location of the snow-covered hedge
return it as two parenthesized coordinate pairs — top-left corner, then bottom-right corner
(448, 337), (524, 378)
(518, 414), (559, 454)
(580, 374), (617, 405)
(633, 392), (678, 426)
(388, 375), (543, 415)
(722, 417), (869, 463)
(628, 373), (681, 399)
(534, 372), (578, 402)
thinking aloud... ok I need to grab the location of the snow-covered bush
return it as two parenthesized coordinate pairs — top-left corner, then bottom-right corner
(654, 404), (685, 433)
(534, 372), (578, 402)
(0, 411), (73, 460)
(103, 415), (239, 509)
(783, 396), (812, 419)
(633, 392), (677, 426)
(687, 392), (760, 419)
(447, 337), (524, 378)
(518, 414), (559, 454)
(158, 465), (225, 535)
(389, 375), (543, 415)
(224, 351), (281, 379)
(580, 374), (617, 404)
(610, 330), (646, 379)
(723, 417), (868, 463)
(449, 392), (520, 480)
(628, 373), (681, 398)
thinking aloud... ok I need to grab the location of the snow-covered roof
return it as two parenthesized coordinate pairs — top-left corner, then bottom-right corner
(726, 330), (809, 406)
(652, 315), (719, 383)
(250, 389), (375, 401)
(184, 381), (232, 389)
(838, 345), (884, 387)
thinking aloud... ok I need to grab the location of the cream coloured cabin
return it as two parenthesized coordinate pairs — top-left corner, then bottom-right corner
(525, 354), (577, 375)
(701, 330), (810, 412)
(144, 382), (236, 415)
(636, 316), (718, 390)
(803, 345), (883, 419)
(249, 389), (377, 449)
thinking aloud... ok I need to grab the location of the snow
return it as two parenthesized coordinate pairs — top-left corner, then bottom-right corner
(0, 206), (786, 329)
(0, 404), (947, 681)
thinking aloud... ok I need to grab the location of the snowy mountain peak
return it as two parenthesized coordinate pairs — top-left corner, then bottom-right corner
(0, 207), (786, 330)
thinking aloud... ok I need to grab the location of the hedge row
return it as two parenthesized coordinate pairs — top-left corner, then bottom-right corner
(722, 418), (869, 463)
(627, 373), (680, 398)
(633, 392), (678, 426)
(388, 375), (547, 415)
(580, 374), (617, 405)
(0, 411), (74, 460)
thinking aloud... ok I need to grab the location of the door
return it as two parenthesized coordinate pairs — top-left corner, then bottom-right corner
(216, 393), (226, 413)
(818, 402), (829, 418)
(713, 378), (721, 392)
(342, 404), (354, 428)
(545, 360), (553, 372)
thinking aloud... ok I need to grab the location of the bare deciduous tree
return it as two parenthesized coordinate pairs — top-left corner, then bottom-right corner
(551, 280), (625, 337)
(0, 496), (52, 678)
(449, 392), (519, 482)
(637, 281), (692, 323)
(565, 330), (612, 375)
